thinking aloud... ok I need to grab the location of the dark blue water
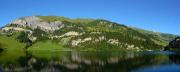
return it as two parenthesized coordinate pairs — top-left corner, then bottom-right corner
(0, 51), (180, 72)
(132, 51), (180, 72)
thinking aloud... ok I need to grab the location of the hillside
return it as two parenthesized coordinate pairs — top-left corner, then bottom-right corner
(131, 27), (178, 46)
(164, 37), (180, 51)
(0, 16), (177, 51)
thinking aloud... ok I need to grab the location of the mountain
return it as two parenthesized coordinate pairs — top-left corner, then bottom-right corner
(164, 37), (180, 51)
(130, 27), (178, 46)
(0, 16), (178, 51)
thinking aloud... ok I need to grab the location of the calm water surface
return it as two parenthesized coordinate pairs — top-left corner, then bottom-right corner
(0, 51), (180, 72)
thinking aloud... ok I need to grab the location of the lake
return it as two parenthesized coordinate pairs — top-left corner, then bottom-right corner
(0, 51), (180, 72)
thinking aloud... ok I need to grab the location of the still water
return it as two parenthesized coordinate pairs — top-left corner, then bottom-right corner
(0, 51), (180, 72)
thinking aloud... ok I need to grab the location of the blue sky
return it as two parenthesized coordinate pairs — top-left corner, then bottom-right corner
(0, 0), (179, 35)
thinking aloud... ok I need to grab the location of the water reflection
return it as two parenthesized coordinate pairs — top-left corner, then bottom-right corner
(0, 51), (180, 72)
(132, 52), (180, 72)
(169, 54), (180, 64)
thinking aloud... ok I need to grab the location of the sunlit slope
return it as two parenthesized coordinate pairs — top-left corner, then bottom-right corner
(0, 16), (177, 51)
(0, 34), (26, 63)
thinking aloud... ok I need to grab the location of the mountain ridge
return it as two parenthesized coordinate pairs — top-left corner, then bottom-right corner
(0, 16), (178, 51)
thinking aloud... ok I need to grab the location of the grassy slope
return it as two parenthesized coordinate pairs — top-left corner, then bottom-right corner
(1, 16), (176, 52)
(130, 27), (178, 46)
(0, 35), (26, 63)
(27, 40), (72, 51)
(27, 17), (163, 51)
(27, 40), (107, 51)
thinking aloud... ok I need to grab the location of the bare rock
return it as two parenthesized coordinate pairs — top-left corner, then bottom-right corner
(11, 16), (64, 32)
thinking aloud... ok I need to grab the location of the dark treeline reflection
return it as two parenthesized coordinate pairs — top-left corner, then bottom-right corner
(169, 54), (180, 64)
(0, 51), (179, 72)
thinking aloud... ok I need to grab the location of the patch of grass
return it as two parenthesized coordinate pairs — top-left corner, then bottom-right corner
(0, 35), (26, 63)
(27, 40), (72, 51)
(38, 16), (71, 22)
(38, 16), (94, 24)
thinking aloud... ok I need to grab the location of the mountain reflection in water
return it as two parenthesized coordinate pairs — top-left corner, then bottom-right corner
(0, 51), (180, 72)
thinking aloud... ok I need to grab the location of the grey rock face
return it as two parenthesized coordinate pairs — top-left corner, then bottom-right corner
(11, 16), (64, 32)
(11, 19), (27, 27)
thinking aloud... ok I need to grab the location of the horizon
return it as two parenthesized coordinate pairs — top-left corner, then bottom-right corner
(0, 0), (179, 35)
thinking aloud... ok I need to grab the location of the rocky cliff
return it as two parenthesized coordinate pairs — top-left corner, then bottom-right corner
(7, 16), (64, 32)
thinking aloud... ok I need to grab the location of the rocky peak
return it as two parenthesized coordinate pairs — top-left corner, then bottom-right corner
(11, 16), (64, 32)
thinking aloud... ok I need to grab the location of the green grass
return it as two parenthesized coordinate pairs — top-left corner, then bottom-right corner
(0, 35), (26, 63)
(27, 40), (72, 51)
(38, 16), (71, 22)
(38, 16), (94, 24)
(27, 40), (73, 59)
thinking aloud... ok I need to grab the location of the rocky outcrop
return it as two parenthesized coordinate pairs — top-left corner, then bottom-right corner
(11, 16), (64, 32)
(71, 37), (92, 46)
(164, 37), (180, 51)
(107, 39), (119, 45)
(2, 27), (26, 32)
